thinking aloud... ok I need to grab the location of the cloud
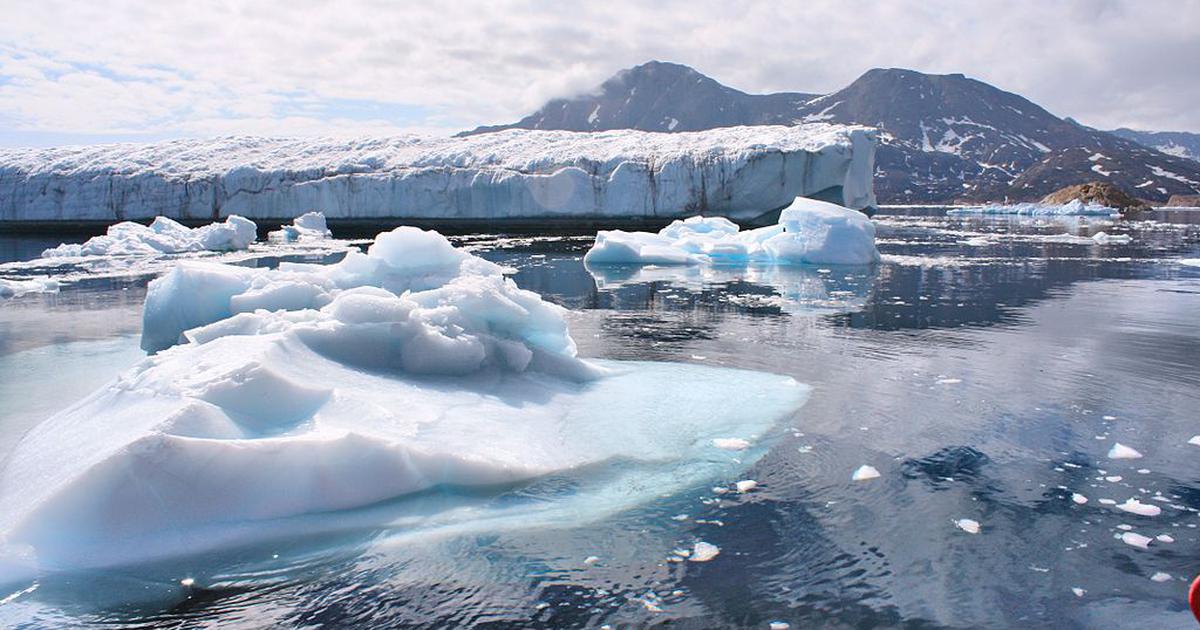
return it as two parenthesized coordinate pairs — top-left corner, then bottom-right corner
(0, 0), (1196, 146)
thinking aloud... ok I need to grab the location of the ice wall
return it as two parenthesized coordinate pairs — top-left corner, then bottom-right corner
(0, 125), (876, 224)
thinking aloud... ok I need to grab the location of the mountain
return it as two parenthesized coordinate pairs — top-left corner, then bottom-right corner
(463, 61), (816, 135)
(1109, 128), (1200, 163)
(465, 62), (1200, 205)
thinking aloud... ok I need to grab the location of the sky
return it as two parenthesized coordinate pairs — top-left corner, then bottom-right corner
(1, 0), (1197, 147)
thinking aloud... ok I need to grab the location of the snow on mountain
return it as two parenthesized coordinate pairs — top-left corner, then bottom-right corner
(0, 125), (876, 224)
(1109, 128), (1200, 163)
(467, 62), (1200, 204)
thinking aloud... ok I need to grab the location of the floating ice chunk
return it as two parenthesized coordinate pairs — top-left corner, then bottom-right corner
(0, 227), (812, 577)
(0, 276), (60, 299)
(947, 200), (1119, 217)
(1072, 493), (1089, 505)
(269, 212), (332, 241)
(584, 197), (880, 267)
(1181, 259), (1200, 268)
(1120, 532), (1152, 549)
(1116, 499), (1161, 517)
(1150, 572), (1172, 583)
(1091, 232), (1131, 244)
(1107, 443), (1143, 459)
(735, 480), (758, 493)
(690, 542), (720, 562)
(1188, 435), (1200, 446)
(769, 622), (791, 630)
(852, 465), (880, 481)
(1105, 475), (1123, 483)
(42, 216), (257, 258)
(955, 519), (981, 534)
(1099, 499), (1117, 505)
(583, 556), (600, 566)
(1156, 534), (1174, 543)
(936, 378), (962, 384)
(713, 438), (751, 451)
(1071, 587), (1086, 597)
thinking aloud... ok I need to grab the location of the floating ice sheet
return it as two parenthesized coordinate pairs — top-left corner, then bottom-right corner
(946, 200), (1119, 217)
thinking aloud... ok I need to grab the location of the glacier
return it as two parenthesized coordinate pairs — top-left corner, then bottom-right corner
(0, 226), (809, 579)
(583, 197), (881, 266)
(0, 125), (876, 225)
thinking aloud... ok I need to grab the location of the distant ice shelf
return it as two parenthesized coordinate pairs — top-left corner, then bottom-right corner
(0, 125), (876, 224)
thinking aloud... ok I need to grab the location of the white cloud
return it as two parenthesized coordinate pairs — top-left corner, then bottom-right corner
(0, 0), (1197, 146)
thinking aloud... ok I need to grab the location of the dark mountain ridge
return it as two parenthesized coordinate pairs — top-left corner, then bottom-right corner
(464, 62), (1200, 205)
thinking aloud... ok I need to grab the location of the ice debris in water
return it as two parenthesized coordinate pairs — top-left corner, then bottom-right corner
(1091, 232), (1131, 244)
(1107, 443), (1143, 459)
(954, 519), (981, 534)
(0, 277), (60, 299)
(583, 197), (881, 267)
(1156, 534), (1174, 543)
(946, 200), (1118, 216)
(0, 225), (811, 577)
(852, 465), (881, 481)
(42, 215), (257, 258)
(1150, 572), (1172, 583)
(1072, 493), (1088, 505)
(1116, 499), (1161, 517)
(713, 438), (751, 451)
(1071, 587), (1086, 597)
(1120, 532), (1152, 549)
(735, 480), (758, 493)
(769, 622), (791, 630)
(690, 542), (720, 562)
(269, 212), (332, 242)
(1188, 435), (1200, 446)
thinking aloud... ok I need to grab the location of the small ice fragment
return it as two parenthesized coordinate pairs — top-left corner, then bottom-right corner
(673, 548), (692, 558)
(1137, 469), (1150, 474)
(735, 480), (759, 493)
(1072, 587), (1086, 597)
(937, 378), (962, 384)
(180, 577), (195, 587)
(1117, 524), (1133, 531)
(769, 623), (791, 630)
(1120, 532), (1152, 549)
(713, 486), (730, 494)
(690, 355), (707, 360)
(1072, 493), (1088, 505)
(1099, 498), (1117, 505)
(671, 514), (689, 521)
(955, 519), (981, 534)
(797, 445), (813, 454)
(584, 556), (600, 566)
(852, 465), (880, 481)
(1188, 435), (1200, 446)
(1155, 534), (1174, 543)
(1102, 415), (1117, 421)
(713, 438), (750, 451)
(1105, 476), (1123, 483)
(1150, 572), (1171, 583)
(1117, 499), (1161, 517)
(690, 541), (720, 562)
(1107, 443), (1143, 459)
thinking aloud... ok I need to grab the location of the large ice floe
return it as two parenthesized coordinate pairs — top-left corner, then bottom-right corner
(41, 215), (257, 257)
(946, 200), (1120, 217)
(0, 226), (808, 579)
(584, 196), (881, 266)
(0, 125), (876, 225)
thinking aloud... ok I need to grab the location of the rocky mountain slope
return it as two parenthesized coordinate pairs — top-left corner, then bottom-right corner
(467, 62), (1200, 205)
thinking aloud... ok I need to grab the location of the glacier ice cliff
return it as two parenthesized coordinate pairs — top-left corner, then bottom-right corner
(0, 125), (875, 225)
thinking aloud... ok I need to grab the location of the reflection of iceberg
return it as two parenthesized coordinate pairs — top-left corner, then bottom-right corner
(587, 261), (877, 315)
(947, 200), (1119, 217)
(0, 226), (808, 580)
(584, 197), (881, 267)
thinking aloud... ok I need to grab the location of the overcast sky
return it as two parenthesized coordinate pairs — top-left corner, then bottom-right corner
(1, 0), (1196, 147)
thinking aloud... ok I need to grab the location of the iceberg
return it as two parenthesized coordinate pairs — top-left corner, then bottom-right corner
(269, 211), (332, 242)
(946, 200), (1119, 216)
(41, 215), (257, 258)
(0, 125), (876, 225)
(0, 226), (809, 578)
(0, 276), (59, 299)
(584, 197), (881, 267)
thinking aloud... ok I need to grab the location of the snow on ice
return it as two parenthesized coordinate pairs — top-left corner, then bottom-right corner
(584, 197), (881, 267)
